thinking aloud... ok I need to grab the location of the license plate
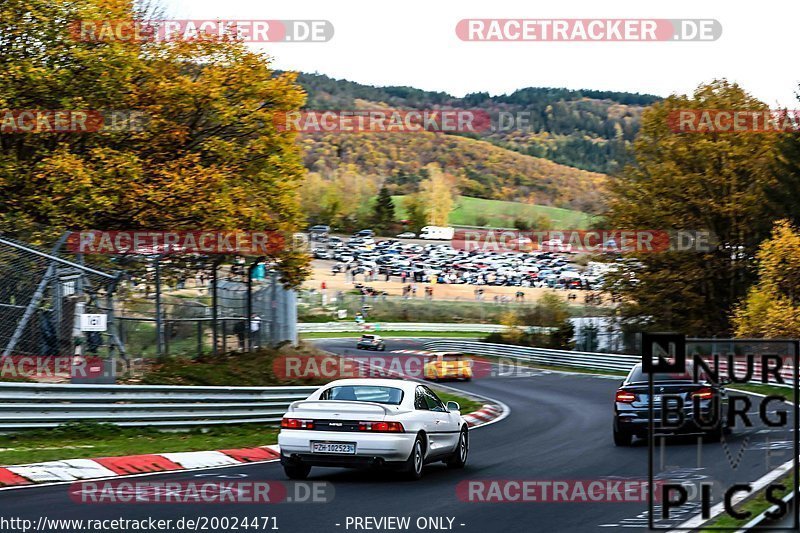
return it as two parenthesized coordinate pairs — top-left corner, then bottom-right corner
(312, 442), (356, 454)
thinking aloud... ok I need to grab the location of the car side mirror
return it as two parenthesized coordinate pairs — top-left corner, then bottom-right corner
(446, 401), (460, 412)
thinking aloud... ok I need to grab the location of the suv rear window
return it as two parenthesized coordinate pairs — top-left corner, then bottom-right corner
(628, 365), (707, 383)
(361, 335), (375, 340)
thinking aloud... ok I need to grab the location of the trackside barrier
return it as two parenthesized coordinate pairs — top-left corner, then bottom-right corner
(0, 382), (318, 431)
(422, 340), (640, 373)
(423, 340), (797, 385)
(298, 322), (511, 333)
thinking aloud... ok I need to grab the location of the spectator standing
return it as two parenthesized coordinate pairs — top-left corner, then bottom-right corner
(250, 314), (262, 349)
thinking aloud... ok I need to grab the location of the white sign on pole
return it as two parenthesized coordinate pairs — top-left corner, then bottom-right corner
(79, 314), (107, 332)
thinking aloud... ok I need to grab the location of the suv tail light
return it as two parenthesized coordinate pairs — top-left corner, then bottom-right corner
(281, 418), (315, 429)
(615, 389), (636, 403)
(358, 421), (404, 433)
(692, 387), (714, 400)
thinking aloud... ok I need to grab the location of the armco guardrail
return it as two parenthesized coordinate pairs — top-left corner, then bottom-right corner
(299, 322), (510, 333)
(0, 382), (318, 431)
(423, 340), (639, 373)
(298, 322), (557, 334)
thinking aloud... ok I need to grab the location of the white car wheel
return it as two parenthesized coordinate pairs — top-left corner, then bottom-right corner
(404, 437), (424, 480)
(447, 429), (468, 469)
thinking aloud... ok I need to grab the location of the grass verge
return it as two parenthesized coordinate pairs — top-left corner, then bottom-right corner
(0, 422), (278, 466)
(392, 195), (593, 228)
(435, 391), (483, 415)
(700, 474), (793, 530)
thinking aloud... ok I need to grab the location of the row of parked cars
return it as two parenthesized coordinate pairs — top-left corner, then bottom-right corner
(313, 233), (611, 290)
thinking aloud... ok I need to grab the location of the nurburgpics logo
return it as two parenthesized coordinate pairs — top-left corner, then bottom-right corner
(642, 334), (798, 530)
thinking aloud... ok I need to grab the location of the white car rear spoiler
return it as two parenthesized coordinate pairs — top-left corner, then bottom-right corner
(288, 400), (410, 416)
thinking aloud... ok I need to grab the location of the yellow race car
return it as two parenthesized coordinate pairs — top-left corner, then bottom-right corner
(423, 352), (473, 381)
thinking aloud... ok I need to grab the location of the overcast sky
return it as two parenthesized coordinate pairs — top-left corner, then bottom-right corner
(161, 0), (798, 107)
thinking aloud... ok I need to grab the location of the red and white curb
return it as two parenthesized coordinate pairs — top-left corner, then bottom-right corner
(462, 404), (504, 427)
(0, 445), (281, 489)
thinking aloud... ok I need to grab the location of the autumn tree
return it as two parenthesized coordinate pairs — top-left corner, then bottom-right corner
(299, 167), (378, 231)
(402, 193), (428, 232)
(605, 80), (798, 335)
(418, 163), (457, 226)
(0, 0), (309, 286)
(732, 220), (800, 338)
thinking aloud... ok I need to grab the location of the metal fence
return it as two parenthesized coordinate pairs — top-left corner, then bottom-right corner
(112, 258), (298, 358)
(298, 322), (511, 333)
(423, 339), (799, 384)
(0, 236), (298, 368)
(0, 382), (317, 430)
(423, 339), (642, 373)
(0, 235), (122, 360)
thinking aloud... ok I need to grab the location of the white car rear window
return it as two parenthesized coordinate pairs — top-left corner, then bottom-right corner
(320, 386), (404, 405)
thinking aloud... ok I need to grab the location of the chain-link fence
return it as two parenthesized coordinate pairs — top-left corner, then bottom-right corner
(0, 235), (122, 362)
(0, 235), (298, 367)
(113, 260), (297, 358)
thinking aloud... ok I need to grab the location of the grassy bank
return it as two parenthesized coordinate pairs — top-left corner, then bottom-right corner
(392, 195), (594, 228)
(700, 474), (793, 530)
(0, 423), (279, 466)
(133, 344), (332, 386)
(299, 296), (611, 324)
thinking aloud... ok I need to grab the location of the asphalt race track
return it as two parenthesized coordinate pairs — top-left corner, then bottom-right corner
(0, 338), (794, 533)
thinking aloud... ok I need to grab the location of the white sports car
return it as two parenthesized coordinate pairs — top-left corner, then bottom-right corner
(278, 378), (469, 480)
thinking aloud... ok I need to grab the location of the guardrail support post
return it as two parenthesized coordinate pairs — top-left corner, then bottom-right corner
(155, 256), (165, 359)
(211, 261), (219, 355)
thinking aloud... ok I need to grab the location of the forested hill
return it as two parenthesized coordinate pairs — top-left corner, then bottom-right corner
(295, 72), (661, 175)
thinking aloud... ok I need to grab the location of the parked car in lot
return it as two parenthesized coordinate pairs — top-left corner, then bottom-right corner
(313, 248), (333, 260)
(278, 379), (469, 479)
(419, 226), (455, 240)
(308, 225), (330, 239)
(310, 233), (608, 291)
(396, 231), (416, 239)
(423, 352), (472, 381)
(613, 363), (729, 446)
(356, 334), (386, 351)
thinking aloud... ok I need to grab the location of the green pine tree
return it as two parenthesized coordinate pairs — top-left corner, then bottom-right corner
(372, 186), (395, 232)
